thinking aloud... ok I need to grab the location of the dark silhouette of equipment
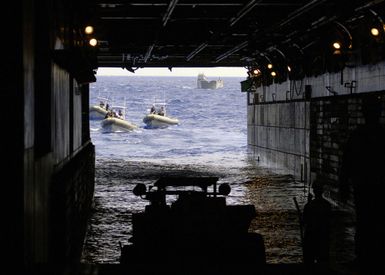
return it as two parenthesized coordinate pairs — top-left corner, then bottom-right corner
(120, 176), (266, 274)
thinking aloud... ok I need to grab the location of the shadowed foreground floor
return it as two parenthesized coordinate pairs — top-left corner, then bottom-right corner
(26, 262), (360, 275)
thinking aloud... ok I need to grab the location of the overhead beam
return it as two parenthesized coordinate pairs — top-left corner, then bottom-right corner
(101, 16), (158, 20)
(129, 3), (243, 6)
(144, 44), (155, 63)
(278, 0), (328, 28)
(162, 0), (179, 27)
(100, 16), (226, 21)
(186, 43), (208, 61)
(97, 58), (250, 68)
(355, 0), (385, 12)
(215, 41), (248, 63)
(229, 0), (262, 27)
(122, 2), (301, 7)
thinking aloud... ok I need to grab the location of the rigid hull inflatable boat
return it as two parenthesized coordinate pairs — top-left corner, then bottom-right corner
(100, 117), (138, 132)
(89, 95), (111, 120)
(143, 113), (179, 128)
(143, 101), (179, 128)
(100, 104), (138, 132)
(89, 105), (108, 120)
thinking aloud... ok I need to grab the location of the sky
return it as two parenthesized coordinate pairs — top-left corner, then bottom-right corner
(96, 67), (248, 77)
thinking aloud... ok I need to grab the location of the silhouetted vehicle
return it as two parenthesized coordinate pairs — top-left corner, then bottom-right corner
(120, 176), (266, 274)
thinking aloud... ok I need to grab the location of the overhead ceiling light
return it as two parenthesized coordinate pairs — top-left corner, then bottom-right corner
(89, 38), (98, 47)
(258, 52), (273, 69)
(370, 27), (380, 36)
(330, 21), (352, 50)
(287, 66), (292, 72)
(85, 26), (94, 34)
(252, 68), (261, 76)
(364, 9), (385, 39)
(270, 71), (277, 77)
(332, 42), (341, 49)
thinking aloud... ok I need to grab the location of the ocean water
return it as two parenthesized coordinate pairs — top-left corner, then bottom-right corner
(89, 76), (248, 166)
(82, 76), (354, 266)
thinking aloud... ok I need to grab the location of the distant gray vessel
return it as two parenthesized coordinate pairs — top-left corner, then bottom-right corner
(197, 73), (224, 89)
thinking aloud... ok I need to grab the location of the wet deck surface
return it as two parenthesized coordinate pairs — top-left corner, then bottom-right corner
(87, 263), (358, 275)
(27, 262), (359, 275)
(81, 160), (356, 267)
(94, 264), (359, 275)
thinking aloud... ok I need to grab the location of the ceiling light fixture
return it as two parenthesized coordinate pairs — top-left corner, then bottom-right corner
(332, 42), (341, 49)
(252, 68), (261, 76)
(89, 38), (98, 47)
(85, 26), (94, 34)
(370, 27), (380, 36)
(334, 21), (353, 49)
(366, 9), (385, 39)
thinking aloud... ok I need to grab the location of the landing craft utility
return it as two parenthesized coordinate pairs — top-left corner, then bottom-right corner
(197, 73), (224, 89)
